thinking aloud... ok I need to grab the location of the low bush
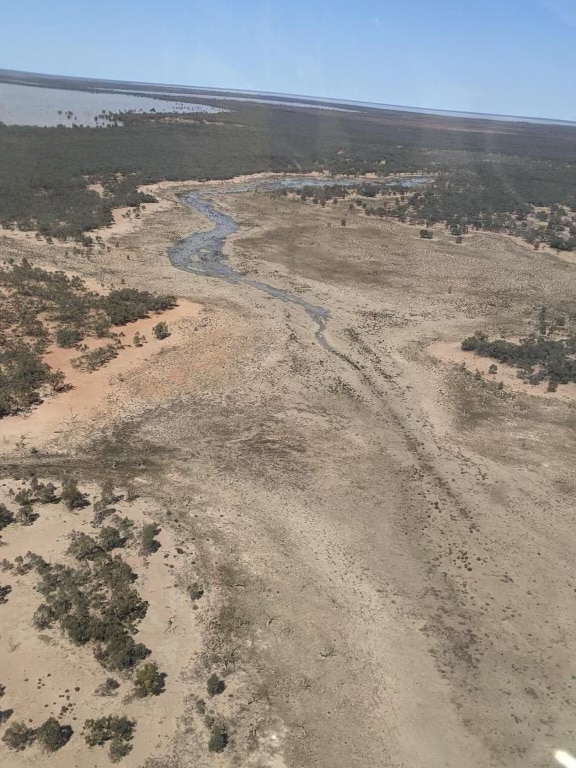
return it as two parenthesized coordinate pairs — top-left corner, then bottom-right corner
(61, 478), (88, 510)
(95, 677), (120, 697)
(206, 673), (225, 697)
(140, 523), (160, 555)
(152, 321), (169, 340)
(56, 327), (83, 348)
(133, 661), (165, 697)
(208, 723), (228, 753)
(0, 503), (15, 530)
(36, 717), (71, 752)
(1, 720), (35, 751)
(16, 505), (38, 525)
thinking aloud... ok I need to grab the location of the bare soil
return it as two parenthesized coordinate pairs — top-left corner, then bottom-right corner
(1, 178), (575, 768)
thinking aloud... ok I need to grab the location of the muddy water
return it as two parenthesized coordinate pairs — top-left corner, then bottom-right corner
(167, 177), (426, 348)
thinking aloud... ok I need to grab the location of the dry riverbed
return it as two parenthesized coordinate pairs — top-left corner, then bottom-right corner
(1, 177), (575, 768)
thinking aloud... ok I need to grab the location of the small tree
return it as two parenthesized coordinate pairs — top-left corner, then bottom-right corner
(83, 715), (135, 746)
(0, 708), (13, 724)
(140, 523), (160, 555)
(36, 481), (58, 504)
(134, 662), (165, 697)
(152, 322), (169, 340)
(68, 532), (102, 561)
(48, 369), (67, 392)
(0, 504), (14, 530)
(16, 505), (38, 525)
(207, 673), (225, 697)
(61, 478), (87, 510)
(188, 582), (204, 602)
(99, 526), (125, 552)
(36, 717), (71, 752)
(99, 478), (116, 506)
(109, 738), (132, 762)
(208, 723), (228, 752)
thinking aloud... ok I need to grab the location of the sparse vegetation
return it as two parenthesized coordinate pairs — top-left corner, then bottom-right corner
(1, 90), (575, 240)
(0, 262), (175, 417)
(461, 329), (576, 387)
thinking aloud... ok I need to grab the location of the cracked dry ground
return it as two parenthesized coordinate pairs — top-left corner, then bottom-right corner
(2, 184), (575, 768)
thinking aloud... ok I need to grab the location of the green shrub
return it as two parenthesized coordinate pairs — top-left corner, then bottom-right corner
(133, 661), (165, 697)
(140, 523), (160, 555)
(56, 327), (83, 348)
(0, 585), (12, 604)
(0, 503), (15, 530)
(35, 480), (58, 504)
(83, 715), (135, 746)
(61, 478), (87, 510)
(16, 505), (38, 525)
(95, 677), (120, 696)
(103, 289), (175, 326)
(96, 631), (150, 671)
(36, 717), (71, 752)
(71, 344), (118, 372)
(99, 526), (125, 552)
(0, 708), (13, 724)
(109, 737), (132, 762)
(1, 721), (35, 751)
(152, 321), (169, 340)
(33, 550), (150, 671)
(99, 479), (117, 506)
(68, 532), (103, 561)
(188, 582), (204, 602)
(206, 673), (225, 697)
(208, 723), (228, 753)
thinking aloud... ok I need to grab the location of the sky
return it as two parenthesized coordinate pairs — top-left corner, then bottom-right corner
(2, 0), (576, 121)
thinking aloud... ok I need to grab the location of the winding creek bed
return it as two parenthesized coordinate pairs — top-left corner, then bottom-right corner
(167, 176), (426, 348)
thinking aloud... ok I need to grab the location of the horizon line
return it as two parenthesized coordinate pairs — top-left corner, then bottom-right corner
(1, 67), (575, 128)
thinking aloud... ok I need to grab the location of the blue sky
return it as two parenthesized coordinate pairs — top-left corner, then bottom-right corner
(3, 0), (576, 120)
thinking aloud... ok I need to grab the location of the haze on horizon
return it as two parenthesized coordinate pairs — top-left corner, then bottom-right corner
(3, 0), (576, 123)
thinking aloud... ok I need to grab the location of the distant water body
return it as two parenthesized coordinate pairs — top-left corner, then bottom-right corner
(1, 69), (574, 127)
(0, 82), (223, 127)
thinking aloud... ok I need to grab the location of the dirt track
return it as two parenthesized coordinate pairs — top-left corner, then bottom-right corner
(1, 181), (575, 768)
